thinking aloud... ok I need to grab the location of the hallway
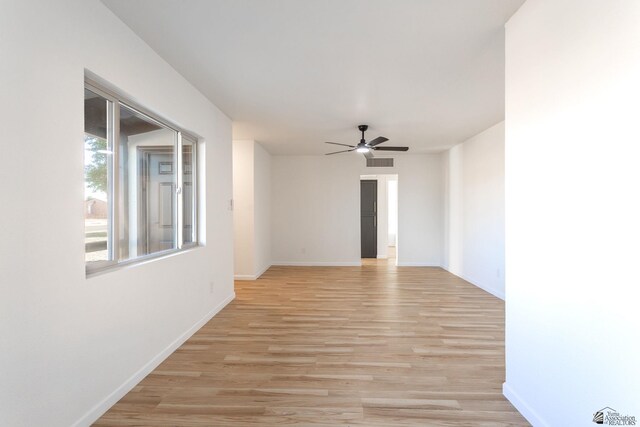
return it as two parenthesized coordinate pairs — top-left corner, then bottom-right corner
(96, 263), (528, 426)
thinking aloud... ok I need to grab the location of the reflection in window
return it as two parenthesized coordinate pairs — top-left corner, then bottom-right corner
(118, 104), (176, 258)
(84, 89), (112, 266)
(84, 79), (198, 274)
(182, 135), (196, 245)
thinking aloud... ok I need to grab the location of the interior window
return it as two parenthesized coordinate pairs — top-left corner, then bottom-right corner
(84, 79), (198, 275)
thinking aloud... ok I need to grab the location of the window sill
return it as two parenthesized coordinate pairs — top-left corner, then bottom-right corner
(86, 244), (201, 278)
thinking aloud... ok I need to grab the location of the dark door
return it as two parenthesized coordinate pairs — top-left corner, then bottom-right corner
(360, 180), (377, 258)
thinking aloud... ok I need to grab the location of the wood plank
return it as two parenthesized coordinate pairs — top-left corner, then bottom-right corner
(94, 260), (529, 426)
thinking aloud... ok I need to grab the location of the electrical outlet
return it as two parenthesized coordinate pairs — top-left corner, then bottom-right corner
(301, 247), (306, 254)
(209, 282), (214, 293)
(496, 269), (501, 278)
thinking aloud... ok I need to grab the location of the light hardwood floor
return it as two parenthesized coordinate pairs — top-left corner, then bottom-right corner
(95, 256), (528, 426)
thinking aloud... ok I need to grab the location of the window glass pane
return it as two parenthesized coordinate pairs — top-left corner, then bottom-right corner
(84, 79), (199, 274)
(84, 89), (112, 265)
(118, 104), (177, 259)
(182, 135), (196, 245)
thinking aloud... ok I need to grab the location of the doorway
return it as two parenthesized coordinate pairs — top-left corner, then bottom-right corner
(360, 174), (398, 263)
(360, 180), (377, 258)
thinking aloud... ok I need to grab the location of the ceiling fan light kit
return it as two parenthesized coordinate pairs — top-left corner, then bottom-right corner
(324, 125), (409, 158)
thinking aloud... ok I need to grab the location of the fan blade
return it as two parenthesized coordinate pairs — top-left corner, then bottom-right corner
(367, 136), (389, 147)
(325, 141), (355, 148)
(372, 146), (409, 151)
(363, 150), (373, 159)
(325, 149), (355, 155)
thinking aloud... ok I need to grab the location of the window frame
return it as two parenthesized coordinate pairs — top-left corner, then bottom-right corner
(85, 77), (199, 276)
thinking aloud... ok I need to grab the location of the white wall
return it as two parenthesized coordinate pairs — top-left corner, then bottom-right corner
(504, 1), (640, 425)
(232, 140), (271, 279)
(388, 179), (398, 247)
(253, 142), (272, 276)
(396, 155), (442, 266)
(443, 121), (505, 299)
(375, 175), (389, 258)
(378, 175), (399, 258)
(0, 1), (234, 426)
(272, 156), (361, 265)
(233, 140), (255, 277)
(272, 155), (441, 266)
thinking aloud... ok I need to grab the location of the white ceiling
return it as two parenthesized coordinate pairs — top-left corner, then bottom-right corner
(101, 0), (524, 155)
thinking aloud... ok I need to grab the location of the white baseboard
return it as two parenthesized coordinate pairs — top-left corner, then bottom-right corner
(395, 262), (441, 267)
(73, 292), (236, 427)
(475, 280), (505, 300)
(271, 261), (362, 267)
(234, 264), (271, 281)
(255, 263), (271, 279)
(503, 382), (549, 427)
(442, 267), (505, 300)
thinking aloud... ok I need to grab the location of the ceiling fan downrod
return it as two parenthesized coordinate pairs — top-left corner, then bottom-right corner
(358, 124), (368, 144)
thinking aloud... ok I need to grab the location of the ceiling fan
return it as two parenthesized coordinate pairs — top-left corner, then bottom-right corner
(324, 125), (409, 159)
